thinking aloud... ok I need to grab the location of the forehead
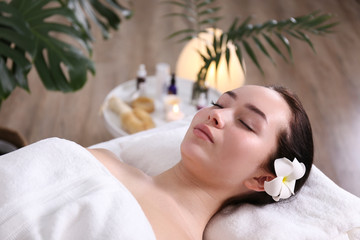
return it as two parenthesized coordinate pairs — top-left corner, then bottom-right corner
(230, 85), (291, 127)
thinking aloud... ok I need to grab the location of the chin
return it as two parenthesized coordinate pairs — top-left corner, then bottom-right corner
(181, 138), (211, 169)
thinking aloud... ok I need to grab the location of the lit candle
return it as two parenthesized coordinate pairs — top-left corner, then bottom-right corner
(166, 103), (184, 121)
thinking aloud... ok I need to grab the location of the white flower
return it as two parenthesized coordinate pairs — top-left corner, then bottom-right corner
(264, 157), (306, 201)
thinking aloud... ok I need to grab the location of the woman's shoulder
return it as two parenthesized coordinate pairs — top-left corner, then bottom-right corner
(87, 148), (151, 187)
(87, 149), (195, 240)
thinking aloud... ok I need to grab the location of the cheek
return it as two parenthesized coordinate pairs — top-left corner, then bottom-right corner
(220, 133), (268, 171)
(222, 132), (254, 157)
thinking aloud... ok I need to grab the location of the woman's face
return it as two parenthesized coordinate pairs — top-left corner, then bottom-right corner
(180, 85), (291, 191)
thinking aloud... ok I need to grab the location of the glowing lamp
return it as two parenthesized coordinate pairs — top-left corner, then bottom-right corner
(176, 29), (245, 93)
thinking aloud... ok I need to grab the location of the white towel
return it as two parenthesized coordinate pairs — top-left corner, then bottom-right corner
(204, 165), (360, 240)
(0, 138), (156, 240)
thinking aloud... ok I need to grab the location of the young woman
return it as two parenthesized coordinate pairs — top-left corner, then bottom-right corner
(89, 84), (314, 239)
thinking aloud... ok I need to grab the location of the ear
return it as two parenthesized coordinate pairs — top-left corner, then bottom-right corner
(244, 174), (275, 192)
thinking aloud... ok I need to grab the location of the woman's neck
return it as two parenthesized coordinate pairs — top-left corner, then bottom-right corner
(153, 162), (227, 239)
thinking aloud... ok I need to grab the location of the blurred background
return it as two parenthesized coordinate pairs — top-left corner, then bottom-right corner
(0, 0), (359, 197)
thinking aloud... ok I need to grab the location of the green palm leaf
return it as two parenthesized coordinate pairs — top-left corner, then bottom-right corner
(252, 36), (274, 64)
(197, 11), (337, 79)
(262, 33), (288, 62)
(275, 33), (292, 61)
(243, 40), (263, 74)
(162, 0), (222, 41)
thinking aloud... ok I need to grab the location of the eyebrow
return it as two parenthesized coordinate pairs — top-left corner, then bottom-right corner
(225, 91), (268, 123)
(225, 91), (237, 100)
(245, 103), (268, 123)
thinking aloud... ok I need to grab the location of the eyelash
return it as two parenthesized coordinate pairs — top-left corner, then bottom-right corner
(211, 101), (254, 132)
(239, 120), (253, 132)
(211, 101), (223, 108)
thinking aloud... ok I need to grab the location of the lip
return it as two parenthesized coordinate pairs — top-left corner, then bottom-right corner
(193, 123), (214, 143)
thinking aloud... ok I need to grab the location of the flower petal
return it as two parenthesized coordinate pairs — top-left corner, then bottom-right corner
(284, 179), (296, 194)
(273, 195), (281, 202)
(264, 177), (283, 197)
(287, 158), (306, 181)
(279, 184), (292, 199)
(274, 158), (293, 176)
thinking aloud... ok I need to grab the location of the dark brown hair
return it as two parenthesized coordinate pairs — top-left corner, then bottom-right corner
(219, 85), (314, 209)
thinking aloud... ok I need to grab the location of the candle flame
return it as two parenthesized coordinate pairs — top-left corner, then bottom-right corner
(173, 104), (180, 113)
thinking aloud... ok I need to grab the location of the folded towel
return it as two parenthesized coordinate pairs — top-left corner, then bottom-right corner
(0, 138), (156, 240)
(91, 116), (190, 176)
(204, 165), (360, 240)
(92, 118), (360, 239)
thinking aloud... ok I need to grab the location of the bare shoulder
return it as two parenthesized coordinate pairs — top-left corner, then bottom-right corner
(87, 148), (150, 185)
(87, 149), (193, 240)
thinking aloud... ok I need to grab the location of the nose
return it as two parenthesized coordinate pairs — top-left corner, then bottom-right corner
(208, 109), (225, 128)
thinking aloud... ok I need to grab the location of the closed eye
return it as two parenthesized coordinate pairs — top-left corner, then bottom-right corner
(211, 101), (223, 109)
(239, 120), (254, 132)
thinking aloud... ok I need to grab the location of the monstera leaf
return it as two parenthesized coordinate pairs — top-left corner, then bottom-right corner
(0, 0), (132, 106)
